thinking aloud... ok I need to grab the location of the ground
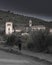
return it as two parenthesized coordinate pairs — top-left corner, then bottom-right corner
(0, 50), (51, 65)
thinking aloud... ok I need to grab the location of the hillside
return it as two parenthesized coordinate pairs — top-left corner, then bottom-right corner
(0, 10), (51, 28)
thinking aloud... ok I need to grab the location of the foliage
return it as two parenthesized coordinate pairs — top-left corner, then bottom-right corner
(5, 34), (17, 46)
(46, 34), (52, 47)
(21, 35), (30, 49)
(0, 10), (51, 28)
(27, 30), (48, 52)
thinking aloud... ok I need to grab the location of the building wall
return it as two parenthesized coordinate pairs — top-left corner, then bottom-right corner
(32, 25), (46, 31)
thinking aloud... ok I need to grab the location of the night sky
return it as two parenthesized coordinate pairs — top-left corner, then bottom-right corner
(0, 0), (52, 21)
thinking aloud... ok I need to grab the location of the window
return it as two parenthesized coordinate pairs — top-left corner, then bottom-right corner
(8, 28), (10, 31)
(7, 24), (11, 26)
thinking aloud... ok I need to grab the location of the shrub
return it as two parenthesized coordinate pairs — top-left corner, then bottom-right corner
(27, 30), (47, 52)
(5, 34), (17, 46)
(46, 34), (52, 46)
(21, 35), (30, 49)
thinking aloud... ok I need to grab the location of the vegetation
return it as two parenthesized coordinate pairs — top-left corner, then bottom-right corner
(27, 30), (46, 52)
(0, 10), (51, 28)
(5, 34), (18, 46)
(23, 29), (51, 53)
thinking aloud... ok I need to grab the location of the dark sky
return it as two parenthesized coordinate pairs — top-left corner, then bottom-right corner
(0, 0), (52, 21)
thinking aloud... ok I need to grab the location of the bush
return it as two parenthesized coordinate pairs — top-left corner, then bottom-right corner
(5, 34), (17, 46)
(21, 35), (30, 49)
(45, 34), (52, 53)
(46, 34), (52, 46)
(27, 30), (47, 52)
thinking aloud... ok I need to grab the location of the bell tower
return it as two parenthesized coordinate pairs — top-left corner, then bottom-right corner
(29, 20), (32, 27)
(5, 22), (13, 35)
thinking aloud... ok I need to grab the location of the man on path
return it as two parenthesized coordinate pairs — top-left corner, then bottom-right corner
(18, 37), (22, 51)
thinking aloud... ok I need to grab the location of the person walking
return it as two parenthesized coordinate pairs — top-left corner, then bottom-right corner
(18, 37), (22, 51)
